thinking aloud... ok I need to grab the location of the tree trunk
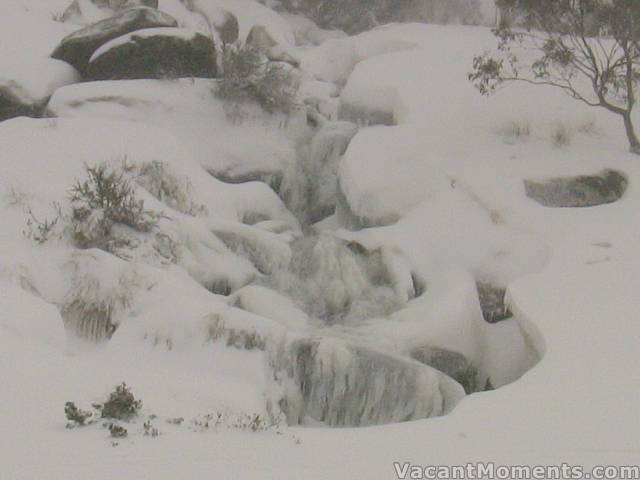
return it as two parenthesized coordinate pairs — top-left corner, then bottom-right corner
(622, 112), (640, 155)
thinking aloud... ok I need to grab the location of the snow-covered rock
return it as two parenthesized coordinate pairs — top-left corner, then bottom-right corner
(410, 345), (479, 394)
(0, 58), (79, 121)
(87, 27), (217, 80)
(231, 285), (310, 331)
(51, 6), (179, 74)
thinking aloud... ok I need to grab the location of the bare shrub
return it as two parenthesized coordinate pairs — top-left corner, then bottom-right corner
(24, 203), (63, 244)
(578, 118), (600, 136)
(135, 161), (207, 217)
(551, 124), (572, 147)
(24, 162), (161, 256)
(65, 402), (93, 427)
(99, 383), (142, 421)
(499, 119), (531, 142)
(69, 163), (159, 250)
(215, 45), (299, 120)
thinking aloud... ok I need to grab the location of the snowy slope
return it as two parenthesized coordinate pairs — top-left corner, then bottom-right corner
(1, 2), (639, 479)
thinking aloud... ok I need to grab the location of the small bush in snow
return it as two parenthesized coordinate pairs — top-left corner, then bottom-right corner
(69, 163), (158, 249)
(190, 412), (281, 433)
(215, 44), (299, 120)
(135, 161), (207, 217)
(578, 119), (599, 136)
(64, 401), (93, 427)
(499, 120), (531, 142)
(108, 424), (128, 438)
(551, 124), (572, 148)
(24, 203), (63, 244)
(98, 383), (142, 421)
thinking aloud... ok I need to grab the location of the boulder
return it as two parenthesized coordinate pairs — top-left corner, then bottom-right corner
(1, 58), (80, 122)
(524, 169), (628, 208)
(246, 25), (299, 67)
(410, 345), (479, 394)
(87, 28), (217, 80)
(51, 7), (179, 75)
(476, 281), (512, 324)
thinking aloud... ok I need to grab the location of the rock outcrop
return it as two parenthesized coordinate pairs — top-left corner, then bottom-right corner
(87, 28), (217, 80)
(51, 7), (179, 74)
(524, 169), (628, 208)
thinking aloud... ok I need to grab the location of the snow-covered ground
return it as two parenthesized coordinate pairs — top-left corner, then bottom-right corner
(1, 1), (639, 479)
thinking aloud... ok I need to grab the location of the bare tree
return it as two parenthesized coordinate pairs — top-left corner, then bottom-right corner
(470, 0), (640, 154)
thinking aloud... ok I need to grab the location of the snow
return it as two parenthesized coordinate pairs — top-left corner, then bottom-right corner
(90, 27), (200, 62)
(1, 2), (640, 478)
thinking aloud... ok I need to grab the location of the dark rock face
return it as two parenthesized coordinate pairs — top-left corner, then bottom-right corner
(87, 29), (217, 80)
(410, 346), (479, 394)
(476, 281), (512, 324)
(0, 89), (41, 122)
(52, 7), (179, 74)
(524, 169), (628, 208)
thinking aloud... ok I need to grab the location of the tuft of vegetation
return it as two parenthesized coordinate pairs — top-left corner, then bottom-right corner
(98, 383), (143, 421)
(215, 44), (299, 120)
(24, 203), (63, 244)
(108, 424), (128, 438)
(64, 401), (93, 427)
(551, 123), (572, 147)
(24, 162), (162, 257)
(69, 163), (159, 250)
(65, 383), (142, 432)
(499, 119), (531, 142)
(135, 161), (207, 217)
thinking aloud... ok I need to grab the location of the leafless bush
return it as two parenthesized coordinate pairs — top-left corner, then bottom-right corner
(215, 45), (299, 120)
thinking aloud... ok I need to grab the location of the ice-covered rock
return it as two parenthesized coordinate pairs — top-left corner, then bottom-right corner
(268, 336), (465, 426)
(87, 27), (217, 80)
(266, 234), (407, 325)
(51, 7), (179, 74)
(524, 169), (628, 208)
(209, 219), (294, 275)
(283, 119), (358, 224)
(410, 345), (479, 394)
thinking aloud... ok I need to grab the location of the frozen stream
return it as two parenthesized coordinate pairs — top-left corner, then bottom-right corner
(218, 112), (545, 427)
